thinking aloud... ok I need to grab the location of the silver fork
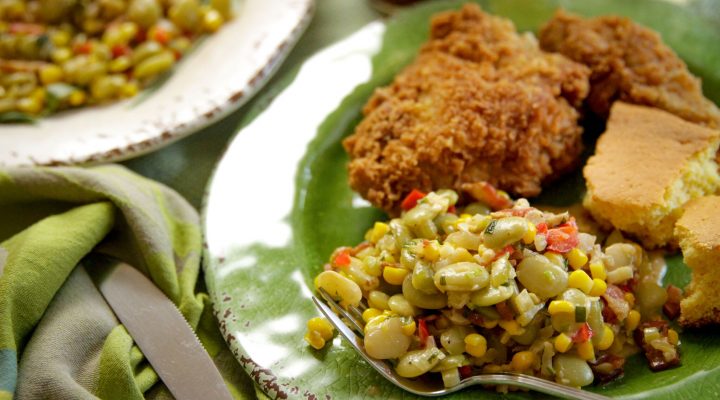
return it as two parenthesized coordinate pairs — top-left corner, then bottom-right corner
(313, 289), (611, 399)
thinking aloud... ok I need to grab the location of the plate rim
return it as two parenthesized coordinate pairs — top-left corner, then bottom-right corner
(0, 0), (315, 167)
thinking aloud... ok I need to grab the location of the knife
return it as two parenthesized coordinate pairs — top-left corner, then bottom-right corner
(84, 254), (233, 400)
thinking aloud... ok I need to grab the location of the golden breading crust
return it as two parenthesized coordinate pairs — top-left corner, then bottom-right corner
(343, 4), (590, 215)
(539, 10), (720, 128)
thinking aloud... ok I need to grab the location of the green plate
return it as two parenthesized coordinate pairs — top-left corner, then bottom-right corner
(203, 1), (720, 398)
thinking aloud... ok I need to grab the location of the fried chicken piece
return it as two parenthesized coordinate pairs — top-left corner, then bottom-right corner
(343, 4), (590, 215)
(539, 10), (720, 128)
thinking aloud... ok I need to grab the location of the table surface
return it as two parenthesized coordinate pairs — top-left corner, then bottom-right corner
(121, 0), (382, 210)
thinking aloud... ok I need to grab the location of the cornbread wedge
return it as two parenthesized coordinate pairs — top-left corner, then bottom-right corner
(583, 102), (720, 248)
(675, 196), (720, 327)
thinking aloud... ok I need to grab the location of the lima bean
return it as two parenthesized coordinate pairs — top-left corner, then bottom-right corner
(516, 255), (568, 299)
(482, 217), (528, 249)
(403, 275), (447, 309)
(364, 316), (411, 359)
(434, 262), (490, 292)
(395, 347), (445, 378)
(315, 270), (362, 307)
(553, 355), (593, 387)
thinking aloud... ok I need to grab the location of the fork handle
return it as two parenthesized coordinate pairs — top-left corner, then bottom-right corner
(458, 373), (611, 400)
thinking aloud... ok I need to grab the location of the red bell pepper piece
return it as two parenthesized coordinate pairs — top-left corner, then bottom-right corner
(573, 323), (594, 343)
(546, 218), (579, 253)
(468, 181), (513, 211)
(401, 189), (426, 211)
(333, 250), (351, 267)
(459, 365), (473, 379)
(418, 318), (430, 344)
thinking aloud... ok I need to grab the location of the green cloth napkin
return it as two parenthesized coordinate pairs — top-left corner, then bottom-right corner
(0, 165), (259, 400)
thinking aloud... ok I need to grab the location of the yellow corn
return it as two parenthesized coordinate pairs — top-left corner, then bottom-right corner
(120, 82), (139, 98)
(304, 330), (325, 350)
(624, 292), (636, 307)
(51, 48), (72, 64)
(577, 340), (595, 361)
(554, 333), (573, 353)
(421, 240), (440, 261)
(203, 8), (224, 32)
(596, 324), (615, 351)
(16, 97), (42, 114)
(69, 90), (86, 106)
(499, 320), (524, 336)
(362, 308), (383, 323)
(369, 222), (389, 243)
(522, 221), (536, 244)
(39, 64), (64, 85)
(544, 251), (564, 267)
(480, 319), (498, 329)
(568, 270), (594, 294)
(548, 300), (575, 315)
(668, 329), (679, 345)
(51, 30), (71, 47)
(307, 317), (334, 341)
(589, 262), (606, 280)
(464, 333), (487, 358)
(401, 320), (416, 336)
(566, 248), (588, 270)
(510, 351), (536, 371)
(625, 310), (641, 331)
(383, 267), (409, 285)
(589, 278), (608, 296)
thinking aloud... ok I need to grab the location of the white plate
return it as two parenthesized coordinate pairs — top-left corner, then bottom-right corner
(0, 0), (314, 167)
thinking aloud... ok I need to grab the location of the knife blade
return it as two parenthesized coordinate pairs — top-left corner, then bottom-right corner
(84, 254), (233, 400)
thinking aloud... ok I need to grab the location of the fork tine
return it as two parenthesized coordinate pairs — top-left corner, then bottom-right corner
(317, 288), (365, 337)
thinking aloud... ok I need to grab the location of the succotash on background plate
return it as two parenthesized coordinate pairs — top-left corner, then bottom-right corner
(203, 0), (720, 398)
(0, 0), (313, 167)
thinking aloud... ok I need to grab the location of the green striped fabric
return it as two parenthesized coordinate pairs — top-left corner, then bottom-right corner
(0, 165), (257, 400)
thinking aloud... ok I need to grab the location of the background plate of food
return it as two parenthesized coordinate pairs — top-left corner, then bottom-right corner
(203, 0), (720, 398)
(0, 0), (314, 166)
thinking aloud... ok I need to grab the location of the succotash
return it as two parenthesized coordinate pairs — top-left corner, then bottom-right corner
(0, 0), (231, 120)
(307, 188), (682, 391)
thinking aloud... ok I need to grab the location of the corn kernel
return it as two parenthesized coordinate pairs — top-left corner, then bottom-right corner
(626, 310), (641, 331)
(545, 251), (564, 267)
(589, 278), (608, 296)
(464, 333), (487, 358)
(499, 320), (524, 336)
(69, 90), (86, 106)
(554, 333), (573, 353)
(362, 308), (383, 323)
(548, 300), (575, 315)
(668, 329), (679, 345)
(307, 317), (334, 341)
(203, 8), (224, 32)
(589, 262), (606, 280)
(304, 330), (325, 350)
(401, 320), (416, 336)
(568, 270), (594, 294)
(510, 351), (536, 371)
(421, 240), (440, 262)
(596, 324), (615, 351)
(522, 221), (536, 244)
(566, 248), (588, 270)
(369, 222), (389, 243)
(624, 292), (636, 307)
(51, 30), (71, 47)
(39, 64), (64, 85)
(51, 48), (72, 64)
(16, 97), (42, 114)
(480, 319), (498, 329)
(383, 266), (409, 285)
(577, 340), (595, 361)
